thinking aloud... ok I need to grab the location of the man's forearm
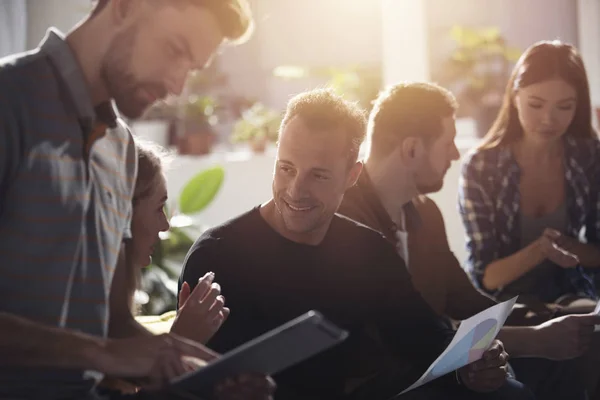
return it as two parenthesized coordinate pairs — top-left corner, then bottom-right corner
(0, 312), (104, 369)
(108, 310), (154, 339)
(496, 326), (540, 358)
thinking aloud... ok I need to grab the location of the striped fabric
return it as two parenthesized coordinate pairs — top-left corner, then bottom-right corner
(0, 28), (137, 398)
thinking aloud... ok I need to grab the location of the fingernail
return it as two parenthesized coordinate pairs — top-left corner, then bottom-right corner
(212, 282), (221, 291)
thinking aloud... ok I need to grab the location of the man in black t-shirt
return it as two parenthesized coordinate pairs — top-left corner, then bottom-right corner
(178, 89), (533, 400)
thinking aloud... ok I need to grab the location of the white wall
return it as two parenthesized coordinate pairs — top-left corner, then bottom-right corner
(26, 0), (90, 49)
(0, 0), (28, 58)
(250, 0), (383, 109)
(577, 0), (600, 111)
(381, 0), (430, 83)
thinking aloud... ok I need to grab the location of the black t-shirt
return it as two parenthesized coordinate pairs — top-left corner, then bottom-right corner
(179, 207), (456, 399)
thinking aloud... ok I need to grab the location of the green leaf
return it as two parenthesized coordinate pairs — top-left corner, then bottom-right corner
(178, 166), (225, 215)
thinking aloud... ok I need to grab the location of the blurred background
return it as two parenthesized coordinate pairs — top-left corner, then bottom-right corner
(3, 0), (600, 314)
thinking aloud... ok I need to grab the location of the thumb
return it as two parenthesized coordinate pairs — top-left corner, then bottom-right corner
(179, 281), (191, 308)
(544, 228), (561, 239)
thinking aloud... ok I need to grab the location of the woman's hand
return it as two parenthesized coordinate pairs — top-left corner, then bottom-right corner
(171, 272), (230, 344)
(540, 229), (579, 268)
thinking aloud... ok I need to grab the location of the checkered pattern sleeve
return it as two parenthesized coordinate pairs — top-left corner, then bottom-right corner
(458, 151), (498, 291)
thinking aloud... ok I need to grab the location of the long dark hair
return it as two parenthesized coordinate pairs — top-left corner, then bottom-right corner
(479, 40), (597, 150)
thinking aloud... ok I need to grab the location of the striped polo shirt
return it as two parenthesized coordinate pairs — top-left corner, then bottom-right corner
(0, 28), (137, 398)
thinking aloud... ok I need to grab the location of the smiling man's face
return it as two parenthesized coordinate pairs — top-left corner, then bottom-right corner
(271, 115), (361, 243)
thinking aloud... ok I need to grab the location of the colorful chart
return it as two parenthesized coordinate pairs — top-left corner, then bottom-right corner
(428, 318), (498, 378)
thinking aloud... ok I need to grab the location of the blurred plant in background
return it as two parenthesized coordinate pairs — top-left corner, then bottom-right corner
(230, 103), (282, 153)
(137, 166), (225, 315)
(439, 25), (521, 137)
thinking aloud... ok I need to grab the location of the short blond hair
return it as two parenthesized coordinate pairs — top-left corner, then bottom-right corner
(92, 0), (254, 44)
(280, 88), (367, 166)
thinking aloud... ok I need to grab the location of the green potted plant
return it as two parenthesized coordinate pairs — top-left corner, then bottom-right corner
(177, 94), (219, 155)
(231, 103), (282, 153)
(138, 165), (225, 315)
(142, 92), (219, 155)
(440, 26), (521, 137)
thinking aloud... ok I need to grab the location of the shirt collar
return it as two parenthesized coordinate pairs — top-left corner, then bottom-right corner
(356, 169), (422, 234)
(38, 28), (117, 130)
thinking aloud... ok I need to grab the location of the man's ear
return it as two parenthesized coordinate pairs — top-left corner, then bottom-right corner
(346, 160), (363, 189)
(110, 0), (141, 25)
(400, 136), (420, 163)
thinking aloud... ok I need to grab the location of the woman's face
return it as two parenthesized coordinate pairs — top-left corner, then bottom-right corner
(513, 78), (577, 144)
(131, 175), (170, 267)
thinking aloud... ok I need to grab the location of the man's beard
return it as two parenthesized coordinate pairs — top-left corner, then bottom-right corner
(100, 27), (149, 119)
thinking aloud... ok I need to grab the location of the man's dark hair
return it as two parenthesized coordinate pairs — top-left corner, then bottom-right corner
(280, 88), (367, 166)
(367, 82), (458, 159)
(91, 0), (253, 44)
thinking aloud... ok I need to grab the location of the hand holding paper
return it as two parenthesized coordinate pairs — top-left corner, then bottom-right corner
(458, 340), (509, 392)
(400, 296), (518, 395)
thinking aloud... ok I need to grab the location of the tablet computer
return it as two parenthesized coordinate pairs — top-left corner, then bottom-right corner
(169, 310), (348, 395)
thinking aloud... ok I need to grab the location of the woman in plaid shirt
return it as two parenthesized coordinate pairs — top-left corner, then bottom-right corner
(459, 40), (600, 306)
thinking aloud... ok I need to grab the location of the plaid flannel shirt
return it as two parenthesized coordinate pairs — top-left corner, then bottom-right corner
(458, 135), (600, 300)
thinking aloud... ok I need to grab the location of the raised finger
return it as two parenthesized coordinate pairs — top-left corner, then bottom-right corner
(207, 295), (226, 320)
(187, 272), (215, 305)
(196, 283), (222, 314)
(179, 282), (191, 307)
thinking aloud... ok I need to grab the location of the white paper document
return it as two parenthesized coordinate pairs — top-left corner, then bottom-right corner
(400, 296), (519, 395)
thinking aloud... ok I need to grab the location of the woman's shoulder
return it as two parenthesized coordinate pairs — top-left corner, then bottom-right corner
(565, 135), (600, 170)
(461, 145), (507, 177)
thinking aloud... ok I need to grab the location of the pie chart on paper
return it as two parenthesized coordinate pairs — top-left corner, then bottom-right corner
(429, 318), (498, 378)
(469, 318), (498, 360)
